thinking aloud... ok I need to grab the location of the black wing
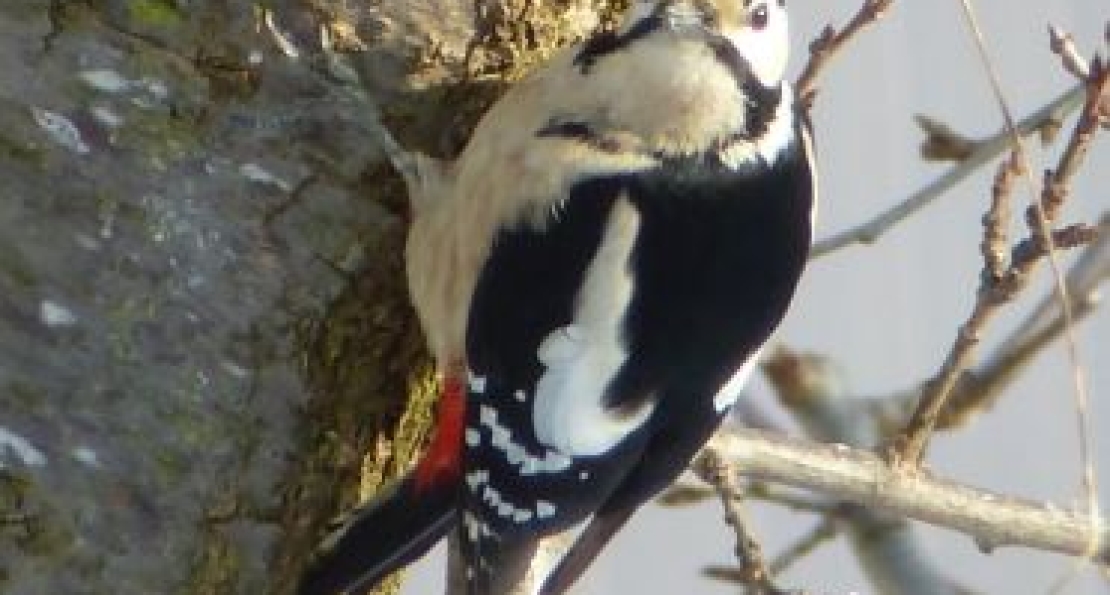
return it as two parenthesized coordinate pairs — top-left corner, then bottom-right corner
(460, 130), (813, 591)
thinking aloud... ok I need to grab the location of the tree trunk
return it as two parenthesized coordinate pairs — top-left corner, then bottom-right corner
(0, 1), (617, 593)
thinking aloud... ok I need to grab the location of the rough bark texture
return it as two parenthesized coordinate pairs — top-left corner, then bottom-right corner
(0, 1), (619, 594)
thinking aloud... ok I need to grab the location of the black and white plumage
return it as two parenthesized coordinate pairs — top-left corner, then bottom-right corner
(298, 0), (816, 593)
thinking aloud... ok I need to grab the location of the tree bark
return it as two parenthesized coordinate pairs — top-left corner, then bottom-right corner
(0, 1), (617, 594)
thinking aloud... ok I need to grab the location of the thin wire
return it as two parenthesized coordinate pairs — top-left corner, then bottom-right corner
(952, 0), (1102, 585)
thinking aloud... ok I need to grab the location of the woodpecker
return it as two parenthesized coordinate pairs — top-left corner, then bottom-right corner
(298, 0), (815, 592)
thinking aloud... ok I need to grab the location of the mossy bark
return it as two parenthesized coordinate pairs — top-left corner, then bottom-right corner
(0, 1), (624, 594)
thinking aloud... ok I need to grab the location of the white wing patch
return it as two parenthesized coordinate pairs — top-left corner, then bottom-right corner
(532, 197), (654, 456)
(712, 348), (763, 412)
(723, 0), (790, 90)
(800, 119), (820, 233)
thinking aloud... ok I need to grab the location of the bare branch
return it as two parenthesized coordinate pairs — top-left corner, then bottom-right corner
(856, 217), (1108, 433)
(811, 84), (1085, 258)
(1050, 61), (1110, 186)
(664, 477), (840, 515)
(704, 429), (1110, 567)
(980, 150), (1022, 279)
(795, 0), (893, 105)
(917, 115), (977, 162)
(769, 517), (839, 576)
(745, 483), (840, 516)
(1009, 211), (1110, 342)
(765, 350), (976, 595)
(936, 282), (1103, 430)
(1049, 24), (1092, 81)
(695, 451), (793, 594)
(658, 483), (715, 507)
(892, 61), (1110, 464)
(705, 516), (840, 583)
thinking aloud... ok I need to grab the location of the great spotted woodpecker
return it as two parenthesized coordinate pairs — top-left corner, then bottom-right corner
(298, 0), (815, 592)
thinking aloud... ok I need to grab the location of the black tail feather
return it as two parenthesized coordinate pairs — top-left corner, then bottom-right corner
(539, 506), (637, 595)
(298, 474), (456, 595)
(461, 526), (540, 595)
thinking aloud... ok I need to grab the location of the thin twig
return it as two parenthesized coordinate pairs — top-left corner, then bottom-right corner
(1042, 53), (1110, 587)
(811, 84), (1085, 258)
(695, 451), (791, 594)
(795, 0), (893, 106)
(765, 349), (975, 595)
(980, 150), (1022, 280)
(891, 38), (1110, 465)
(862, 216), (1107, 432)
(1050, 24), (1092, 82)
(937, 283), (1102, 430)
(658, 483), (715, 507)
(1007, 211), (1110, 341)
(770, 517), (840, 576)
(703, 516), (840, 584)
(950, 11), (1104, 565)
(917, 114), (977, 162)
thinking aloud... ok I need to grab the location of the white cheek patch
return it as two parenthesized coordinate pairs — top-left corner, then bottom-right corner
(532, 198), (655, 456)
(726, 5), (790, 89)
(712, 348), (763, 412)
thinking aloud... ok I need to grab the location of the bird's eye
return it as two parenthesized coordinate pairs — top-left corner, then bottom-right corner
(750, 4), (769, 30)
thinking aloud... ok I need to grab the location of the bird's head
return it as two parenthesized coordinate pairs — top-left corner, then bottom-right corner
(621, 0), (790, 89)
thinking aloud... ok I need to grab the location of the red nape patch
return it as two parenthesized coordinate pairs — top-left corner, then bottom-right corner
(414, 376), (466, 492)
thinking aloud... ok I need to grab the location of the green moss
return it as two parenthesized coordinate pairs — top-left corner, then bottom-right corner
(168, 410), (221, 451)
(18, 509), (74, 557)
(115, 110), (204, 165)
(2, 381), (47, 410)
(0, 471), (73, 558)
(184, 529), (241, 595)
(153, 449), (190, 481)
(0, 133), (44, 167)
(0, 471), (31, 514)
(127, 0), (183, 28)
(0, 239), (37, 291)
